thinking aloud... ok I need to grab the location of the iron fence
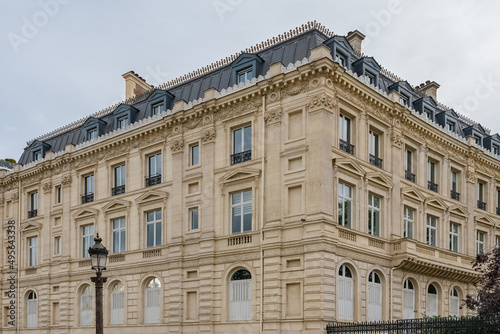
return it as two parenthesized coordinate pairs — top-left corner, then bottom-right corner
(326, 316), (500, 334)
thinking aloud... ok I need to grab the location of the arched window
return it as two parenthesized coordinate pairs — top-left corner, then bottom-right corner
(144, 278), (161, 324)
(27, 291), (37, 328)
(110, 281), (125, 325)
(427, 284), (438, 317)
(367, 272), (382, 321)
(229, 269), (251, 321)
(450, 288), (460, 317)
(80, 285), (93, 326)
(403, 280), (415, 319)
(338, 265), (354, 321)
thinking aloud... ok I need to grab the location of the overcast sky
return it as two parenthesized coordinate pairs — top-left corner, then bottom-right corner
(2, 0), (500, 162)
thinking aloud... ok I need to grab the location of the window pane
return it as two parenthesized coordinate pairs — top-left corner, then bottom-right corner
(234, 129), (242, 153)
(244, 126), (252, 151)
(147, 224), (154, 247)
(155, 222), (161, 246)
(232, 207), (241, 233)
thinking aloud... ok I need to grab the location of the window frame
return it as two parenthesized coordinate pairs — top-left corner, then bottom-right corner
(449, 222), (459, 252)
(338, 182), (353, 229)
(146, 209), (162, 248)
(116, 116), (129, 129)
(231, 124), (252, 165)
(368, 193), (381, 237)
(28, 236), (38, 267)
(112, 218), (126, 253)
(403, 207), (414, 239)
(426, 215), (437, 247)
(476, 230), (485, 255)
(54, 236), (61, 256)
(189, 207), (199, 231)
(55, 186), (62, 204)
(236, 66), (254, 84)
(189, 143), (200, 167)
(87, 128), (98, 141)
(81, 225), (94, 258)
(230, 189), (252, 234)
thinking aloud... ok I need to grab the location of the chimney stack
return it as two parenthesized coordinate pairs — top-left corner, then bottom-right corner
(122, 71), (153, 100)
(417, 80), (440, 101)
(346, 30), (366, 53)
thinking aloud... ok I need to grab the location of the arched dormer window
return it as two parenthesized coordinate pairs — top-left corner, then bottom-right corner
(230, 53), (264, 85)
(352, 57), (381, 87)
(27, 140), (51, 163)
(145, 90), (175, 117)
(388, 81), (414, 108)
(323, 36), (354, 70)
(112, 104), (139, 130)
(413, 96), (437, 122)
(82, 117), (107, 141)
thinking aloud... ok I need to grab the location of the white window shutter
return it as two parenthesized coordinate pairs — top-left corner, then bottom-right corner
(27, 299), (37, 328)
(110, 291), (125, 324)
(367, 281), (382, 321)
(403, 288), (415, 319)
(229, 279), (251, 321)
(338, 276), (354, 321)
(145, 286), (160, 324)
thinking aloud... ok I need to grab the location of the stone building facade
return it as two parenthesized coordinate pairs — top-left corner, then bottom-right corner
(0, 22), (498, 333)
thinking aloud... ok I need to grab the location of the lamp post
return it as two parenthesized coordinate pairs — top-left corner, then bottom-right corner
(88, 234), (108, 334)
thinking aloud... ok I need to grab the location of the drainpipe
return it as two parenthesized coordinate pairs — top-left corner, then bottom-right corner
(390, 260), (405, 321)
(259, 94), (266, 333)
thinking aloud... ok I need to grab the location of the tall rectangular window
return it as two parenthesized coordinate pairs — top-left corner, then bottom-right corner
(189, 208), (199, 230)
(28, 192), (38, 218)
(54, 236), (61, 255)
(405, 149), (415, 182)
(368, 194), (381, 236)
(55, 186), (62, 204)
(477, 182), (486, 210)
(338, 183), (352, 228)
(403, 207), (414, 239)
(146, 210), (161, 247)
(428, 160), (438, 192)
(231, 190), (252, 234)
(232, 125), (252, 164)
(112, 165), (126, 195)
(369, 130), (382, 168)
(190, 144), (199, 166)
(112, 218), (126, 253)
(477, 231), (485, 254)
(82, 174), (94, 204)
(82, 225), (94, 258)
(449, 223), (459, 252)
(28, 236), (38, 267)
(451, 170), (459, 200)
(496, 235), (500, 246)
(146, 153), (162, 187)
(339, 114), (354, 154)
(426, 215), (437, 246)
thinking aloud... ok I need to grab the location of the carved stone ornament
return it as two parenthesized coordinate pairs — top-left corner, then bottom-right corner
(11, 193), (19, 202)
(170, 139), (184, 153)
(391, 129), (403, 148)
(466, 169), (476, 184)
(307, 92), (337, 112)
(62, 175), (71, 187)
(201, 129), (216, 144)
(43, 182), (52, 193)
(281, 83), (308, 99)
(264, 108), (282, 125)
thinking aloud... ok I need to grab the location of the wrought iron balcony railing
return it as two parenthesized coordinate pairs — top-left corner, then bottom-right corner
(231, 150), (252, 165)
(339, 139), (354, 155)
(428, 181), (438, 192)
(111, 185), (125, 196)
(27, 209), (37, 218)
(145, 174), (161, 187)
(369, 154), (383, 168)
(477, 200), (487, 210)
(450, 190), (460, 201)
(405, 170), (415, 182)
(81, 193), (94, 204)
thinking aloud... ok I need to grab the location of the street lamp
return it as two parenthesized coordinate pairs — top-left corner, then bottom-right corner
(88, 234), (108, 334)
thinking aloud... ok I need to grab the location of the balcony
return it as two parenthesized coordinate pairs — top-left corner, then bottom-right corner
(405, 170), (415, 182)
(27, 209), (37, 218)
(450, 190), (460, 201)
(231, 150), (251, 165)
(81, 193), (94, 204)
(111, 185), (125, 196)
(145, 174), (161, 187)
(339, 139), (354, 155)
(369, 154), (383, 168)
(428, 181), (438, 192)
(477, 201), (487, 210)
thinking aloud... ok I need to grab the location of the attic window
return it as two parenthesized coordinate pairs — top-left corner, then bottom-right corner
(399, 94), (409, 107)
(117, 116), (129, 129)
(335, 53), (347, 68)
(493, 145), (500, 155)
(424, 108), (433, 120)
(364, 72), (375, 85)
(33, 150), (42, 161)
(87, 128), (98, 141)
(237, 67), (253, 84)
(474, 135), (482, 145)
(152, 103), (164, 116)
(447, 121), (455, 132)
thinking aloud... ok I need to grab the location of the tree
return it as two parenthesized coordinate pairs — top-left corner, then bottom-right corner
(464, 245), (500, 315)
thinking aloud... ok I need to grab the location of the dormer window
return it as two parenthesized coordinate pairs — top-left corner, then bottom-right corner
(474, 135), (482, 145)
(335, 53), (347, 68)
(152, 103), (164, 116)
(447, 121), (455, 132)
(424, 108), (433, 120)
(364, 72), (375, 85)
(399, 95), (409, 107)
(87, 128), (98, 141)
(33, 150), (42, 161)
(237, 67), (253, 84)
(494, 145), (499, 155)
(117, 116), (129, 129)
